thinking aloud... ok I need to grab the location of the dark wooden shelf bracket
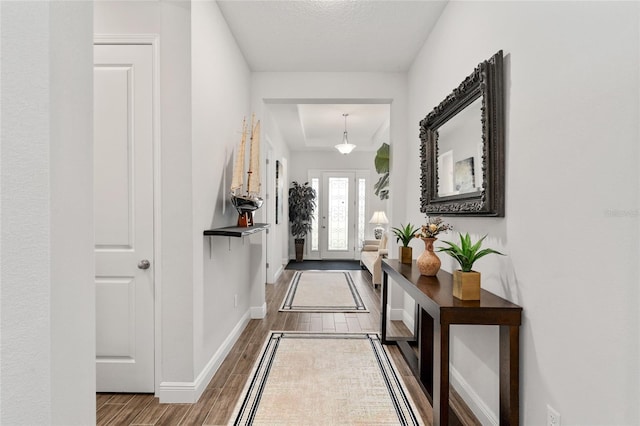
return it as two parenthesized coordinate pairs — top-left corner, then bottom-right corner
(203, 223), (270, 257)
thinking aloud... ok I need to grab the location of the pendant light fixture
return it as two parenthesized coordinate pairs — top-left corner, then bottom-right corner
(335, 113), (356, 155)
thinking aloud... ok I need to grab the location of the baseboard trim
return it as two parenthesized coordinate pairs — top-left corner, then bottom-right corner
(450, 365), (498, 425)
(157, 311), (251, 403)
(250, 302), (266, 319)
(389, 308), (405, 321)
(271, 264), (283, 283)
(402, 309), (415, 331)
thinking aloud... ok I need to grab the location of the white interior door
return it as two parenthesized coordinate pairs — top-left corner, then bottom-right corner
(94, 44), (155, 392)
(320, 172), (356, 259)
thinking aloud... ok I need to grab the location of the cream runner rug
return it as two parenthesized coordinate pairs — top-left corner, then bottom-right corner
(230, 332), (423, 425)
(280, 271), (368, 313)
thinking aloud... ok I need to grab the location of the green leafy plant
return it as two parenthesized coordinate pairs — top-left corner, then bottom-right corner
(391, 223), (419, 247)
(373, 142), (389, 200)
(288, 181), (317, 240)
(437, 233), (505, 272)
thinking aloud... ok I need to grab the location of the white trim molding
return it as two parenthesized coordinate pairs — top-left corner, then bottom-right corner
(450, 366), (498, 426)
(402, 309), (415, 331)
(271, 264), (284, 284)
(94, 34), (160, 45)
(389, 308), (405, 322)
(158, 311), (251, 403)
(251, 302), (267, 319)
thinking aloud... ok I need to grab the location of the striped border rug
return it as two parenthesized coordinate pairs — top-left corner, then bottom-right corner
(230, 332), (423, 426)
(280, 271), (368, 313)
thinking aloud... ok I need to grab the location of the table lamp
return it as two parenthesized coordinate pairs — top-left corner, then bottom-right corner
(369, 211), (389, 240)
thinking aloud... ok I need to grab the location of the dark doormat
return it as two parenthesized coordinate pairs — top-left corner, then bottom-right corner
(285, 260), (362, 271)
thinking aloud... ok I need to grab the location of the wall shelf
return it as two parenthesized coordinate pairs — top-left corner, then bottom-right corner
(203, 223), (270, 238)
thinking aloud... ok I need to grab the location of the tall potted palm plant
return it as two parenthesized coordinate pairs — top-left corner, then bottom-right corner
(289, 181), (317, 261)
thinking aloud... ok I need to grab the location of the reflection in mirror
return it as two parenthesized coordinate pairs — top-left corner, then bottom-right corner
(437, 97), (483, 197)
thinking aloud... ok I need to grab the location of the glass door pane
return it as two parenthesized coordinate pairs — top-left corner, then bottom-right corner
(327, 177), (349, 251)
(321, 172), (355, 259)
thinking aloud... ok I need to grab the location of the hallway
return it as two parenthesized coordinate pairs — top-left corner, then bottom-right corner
(96, 269), (432, 425)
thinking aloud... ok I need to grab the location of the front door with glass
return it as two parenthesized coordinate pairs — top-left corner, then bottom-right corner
(319, 172), (356, 259)
(308, 170), (369, 260)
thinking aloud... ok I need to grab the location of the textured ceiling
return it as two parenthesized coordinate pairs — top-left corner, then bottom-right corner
(217, 0), (447, 151)
(217, 0), (447, 72)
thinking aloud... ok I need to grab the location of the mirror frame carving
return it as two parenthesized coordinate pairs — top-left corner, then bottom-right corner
(419, 50), (505, 217)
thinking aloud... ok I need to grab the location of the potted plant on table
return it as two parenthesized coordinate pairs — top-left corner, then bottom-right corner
(391, 223), (419, 264)
(288, 181), (317, 262)
(437, 233), (505, 300)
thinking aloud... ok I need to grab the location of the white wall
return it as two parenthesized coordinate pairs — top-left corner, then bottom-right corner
(260, 108), (291, 280)
(50, 2), (95, 424)
(405, 2), (640, 424)
(1, 2), (95, 424)
(191, 0), (255, 388)
(96, 0), (259, 403)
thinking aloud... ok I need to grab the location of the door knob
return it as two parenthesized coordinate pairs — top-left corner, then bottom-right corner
(138, 259), (151, 270)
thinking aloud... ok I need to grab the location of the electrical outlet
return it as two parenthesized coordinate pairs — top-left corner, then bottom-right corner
(234, 294), (238, 307)
(547, 404), (561, 426)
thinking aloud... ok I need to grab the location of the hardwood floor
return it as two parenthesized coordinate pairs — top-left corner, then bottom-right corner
(96, 269), (433, 425)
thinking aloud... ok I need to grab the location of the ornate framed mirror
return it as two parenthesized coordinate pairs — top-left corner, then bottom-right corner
(419, 50), (505, 216)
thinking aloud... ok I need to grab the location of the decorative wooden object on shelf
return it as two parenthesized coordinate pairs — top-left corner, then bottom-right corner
(380, 259), (522, 426)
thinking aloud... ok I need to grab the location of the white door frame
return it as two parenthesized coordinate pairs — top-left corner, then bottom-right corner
(308, 169), (371, 261)
(264, 137), (274, 283)
(94, 34), (162, 395)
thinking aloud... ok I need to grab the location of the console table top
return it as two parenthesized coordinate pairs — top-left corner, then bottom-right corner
(382, 259), (522, 322)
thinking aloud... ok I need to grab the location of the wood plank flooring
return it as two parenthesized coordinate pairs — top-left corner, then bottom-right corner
(96, 269), (433, 425)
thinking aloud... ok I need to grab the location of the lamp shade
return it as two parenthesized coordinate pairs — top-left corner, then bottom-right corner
(335, 139), (356, 155)
(335, 113), (356, 154)
(369, 211), (389, 225)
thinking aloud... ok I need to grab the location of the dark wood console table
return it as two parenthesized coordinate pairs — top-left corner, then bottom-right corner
(381, 259), (522, 426)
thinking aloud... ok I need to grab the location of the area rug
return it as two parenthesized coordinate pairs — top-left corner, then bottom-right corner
(285, 260), (362, 270)
(229, 332), (423, 425)
(280, 271), (368, 313)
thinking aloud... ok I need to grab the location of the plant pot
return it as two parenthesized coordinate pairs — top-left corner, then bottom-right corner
(399, 246), (412, 264)
(453, 270), (481, 300)
(417, 237), (440, 276)
(294, 238), (305, 262)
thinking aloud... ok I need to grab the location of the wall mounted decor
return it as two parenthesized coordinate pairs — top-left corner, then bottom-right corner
(420, 50), (505, 216)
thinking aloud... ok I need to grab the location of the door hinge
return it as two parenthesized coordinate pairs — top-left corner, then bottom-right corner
(266, 262), (270, 268)
(266, 159), (270, 165)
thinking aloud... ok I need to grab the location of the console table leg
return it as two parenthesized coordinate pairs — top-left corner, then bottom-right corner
(419, 308), (434, 401)
(380, 271), (389, 344)
(438, 323), (450, 426)
(499, 325), (520, 425)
